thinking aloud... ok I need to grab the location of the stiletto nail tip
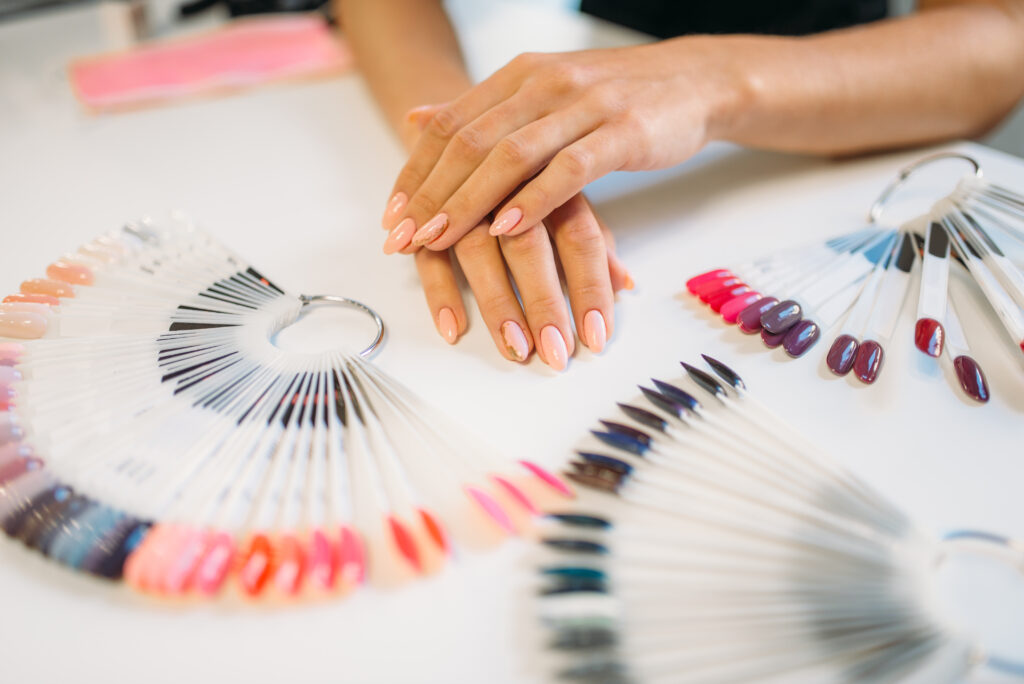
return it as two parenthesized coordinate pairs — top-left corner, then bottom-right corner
(700, 355), (746, 390)
(853, 340), (884, 384)
(650, 380), (700, 410)
(782, 319), (820, 358)
(826, 335), (859, 376)
(388, 516), (422, 572)
(239, 534), (274, 596)
(680, 363), (725, 397)
(464, 486), (516, 534)
(760, 299), (802, 334)
(520, 460), (574, 497)
(576, 452), (633, 475)
(617, 403), (667, 431)
(591, 430), (648, 456)
(417, 508), (451, 552)
(737, 297), (778, 334)
(194, 533), (234, 594)
(491, 476), (539, 516)
(544, 513), (611, 529)
(598, 420), (652, 446)
(914, 318), (944, 357)
(953, 355), (989, 403)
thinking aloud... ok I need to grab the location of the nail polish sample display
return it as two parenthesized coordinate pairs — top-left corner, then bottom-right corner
(686, 154), (1024, 403)
(535, 354), (1021, 682)
(0, 217), (574, 601)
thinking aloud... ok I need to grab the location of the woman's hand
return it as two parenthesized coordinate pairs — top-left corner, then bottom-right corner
(379, 41), (736, 252)
(387, 104), (632, 371)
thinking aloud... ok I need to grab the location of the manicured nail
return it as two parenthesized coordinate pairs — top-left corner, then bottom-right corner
(539, 325), (568, 372)
(382, 218), (416, 254)
(582, 310), (607, 353)
(438, 307), (458, 344)
(381, 192), (408, 228)
(412, 213), (448, 246)
(45, 261), (94, 286)
(0, 311), (47, 339)
(623, 272), (635, 290)
(500, 320), (529, 361)
(20, 278), (74, 299)
(489, 207), (523, 236)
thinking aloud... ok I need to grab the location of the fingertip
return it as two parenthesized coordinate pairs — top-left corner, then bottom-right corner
(499, 320), (531, 362)
(582, 309), (608, 354)
(437, 307), (459, 344)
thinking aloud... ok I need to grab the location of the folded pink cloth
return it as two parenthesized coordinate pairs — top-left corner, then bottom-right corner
(69, 14), (352, 111)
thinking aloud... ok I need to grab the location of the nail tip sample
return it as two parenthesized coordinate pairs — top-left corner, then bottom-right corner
(913, 318), (944, 357)
(826, 335), (859, 376)
(853, 340), (884, 384)
(952, 355), (990, 403)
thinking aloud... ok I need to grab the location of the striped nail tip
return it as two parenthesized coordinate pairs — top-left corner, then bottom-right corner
(543, 513), (611, 529)
(827, 334), (859, 376)
(590, 430), (648, 457)
(686, 269), (732, 293)
(783, 319), (820, 358)
(45, 261), (94, 286)
(238, 533), (274, 597)
(387, 516), (423, 573)
(760, 299), (802, 334)
(701, 354), (746, 390)
(490, 476), (539, 516)
(576, 452), (633, 475)
(680, 363), (726, 397)
(953, 355), (990, 403)
(708, 285), (752, 312)
(273, 535), (306, 596)
(519, 460), (575, 498)
(307, 529), (337, 590)
(737, 296), (779, 333)
(853, 340), (884, 384)
(616, 403), (667, 432)
(650, 380), (700, 411)
(417, 507), (451, 553)
(720, 293), (762, 323)
(3, 293), (60, 307)
(464, 486), (516, 535)
(193, 532), (234, 595)
(761, 327), (786, 348)
(914, 318), (944, 357)
(338, 526), (366, 585)
(696, 277), (742, 302)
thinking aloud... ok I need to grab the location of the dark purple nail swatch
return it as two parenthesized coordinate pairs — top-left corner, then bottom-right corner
(737, 297), (778, 334)
(953, 355), (989, 403)
(782, 320), (820, 358)
(760, 299), (802, 334)
(826, 335), (858, 376)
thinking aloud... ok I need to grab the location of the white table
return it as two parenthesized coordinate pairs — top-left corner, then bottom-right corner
(1, 2), (1022, 682)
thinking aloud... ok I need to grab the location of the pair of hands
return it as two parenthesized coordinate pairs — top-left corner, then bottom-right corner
(380, 43), (718, 369)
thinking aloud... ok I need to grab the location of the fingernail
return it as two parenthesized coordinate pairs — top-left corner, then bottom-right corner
(500, 321), (529, 361)
(539, 325), (568, 372)
(623, 272), (635, 291)
(412, 213), (448, 247)
(383, 218), (416, 254)
(489, 207), (523, 236)
(381, 192), (407, 228)
(582, 310), (607, 353)
(438, 307), (458, 344)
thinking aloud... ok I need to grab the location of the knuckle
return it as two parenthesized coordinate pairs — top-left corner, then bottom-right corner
(451, 126), (487, 159)
(557, 145), (594, 180)
(526, 293), (566, 318)
(542, 63), (588, 93)
(571, 281), (609, 303)
(510, 51), (543, 71)
(476, 289), (515, 316)
(495, 134), (532, 167)
(453, 227), (493, 255)
(585, 84), (626, 116)
(427, 106), (462, 140)
(407, 192), (439, 218)
(499, 223), (548, 255)
(558, 215), (603, 251)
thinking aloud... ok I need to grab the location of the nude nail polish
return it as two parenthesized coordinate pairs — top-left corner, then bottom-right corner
(438, 307), (458, 344)
(501, 320), (529, 361)
(412, 213), (449, 246)
(381, 192), (408, 228)
(383, 218), (416, 254)
(582, 310), (607, 353)
(489, 207), (523, 236)
(21, 279), (74, 299)
(0, 311), (47, 339)
(540, 325), (568, 372)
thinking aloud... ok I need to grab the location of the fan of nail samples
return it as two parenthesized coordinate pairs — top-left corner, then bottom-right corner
(687, 170), (1024, 403)
(0, 217), (572, 600)
(534, 355), (1019, 683)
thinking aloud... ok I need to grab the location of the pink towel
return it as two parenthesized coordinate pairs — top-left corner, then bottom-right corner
(69, 14), (352, 112)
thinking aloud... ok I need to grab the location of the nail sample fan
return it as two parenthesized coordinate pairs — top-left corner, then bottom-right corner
(686, 153), (1024, 402)
(534, 355), (1023, 683)
(0, 217), (573, 600)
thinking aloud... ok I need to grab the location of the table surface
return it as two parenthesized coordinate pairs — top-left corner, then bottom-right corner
(1, 2), (1023, 683)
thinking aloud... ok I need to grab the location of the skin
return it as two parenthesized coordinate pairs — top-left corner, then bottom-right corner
(339, 0), (1024, 366)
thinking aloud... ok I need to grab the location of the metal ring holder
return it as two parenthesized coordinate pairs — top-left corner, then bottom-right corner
(868, 152), (983, 224)
(937, 529), (1024, 677)
(298, 294), (386, 358)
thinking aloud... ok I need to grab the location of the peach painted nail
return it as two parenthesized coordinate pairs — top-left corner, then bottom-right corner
(624, 272), (636, 290)
(539, 325), (568, 372)
(381, 192), (408, 229)
(0, 311), (47, 339)
(21, 279), (74, 299)
(500, 321), (529, 361)
(382, 218), (416, 254)
(438, 307), (458, 344)
(1, 302), (50, 316)
(489, 207), (523, 236)
(46, 261), (94, 286)
(583, 310), (607, 353)
(412, 213), (448, 247)
(3, 293), (59, 306)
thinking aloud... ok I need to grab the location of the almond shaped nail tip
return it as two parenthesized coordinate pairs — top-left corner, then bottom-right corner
(914, 318), (944, 357)
(489, 207), (523, 236)
(491, 475), (539, 515)
(308, 529), (336, 589)
(500, 320), (529, 361)
(418, 508), (450, 554)
(412, 213), (449, 247)
(520, 460), (575, 498)
(827, 335), (859, 376)
(582, 310), (607, 353)
(782, 319), (820, 358)
(163, 527), (207, 594)
(464, 485), (516, 534)
(388, 515), (423, 572)
(438, 307), (458, 344)
(953, 355), (989, 403)
(760, 299), (802, 334)
(540, 325), (568, 372)
(194, 532), (235, 595)
(720, 293), (762, 323)
(382, 218), (416, 254)
(737, 297), (778, 333)
(686, 269), (732, 293)
(853, 340), (884, 384)
(381, 192), (408, 228)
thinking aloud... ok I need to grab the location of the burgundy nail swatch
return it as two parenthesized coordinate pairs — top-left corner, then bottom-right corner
(853, 340), (884, 384)
(952, 355), (989, 403)
(826, 335), (859, 376)
(914, 318), (944, 358)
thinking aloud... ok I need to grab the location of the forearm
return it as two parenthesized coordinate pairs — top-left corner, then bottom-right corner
(697, 1), (1024, 155)
(336, 0), (471, 148)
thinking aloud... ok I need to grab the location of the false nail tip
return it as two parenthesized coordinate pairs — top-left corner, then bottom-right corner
(953, 355), (990, 403)
(914, 318), (944, 357)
